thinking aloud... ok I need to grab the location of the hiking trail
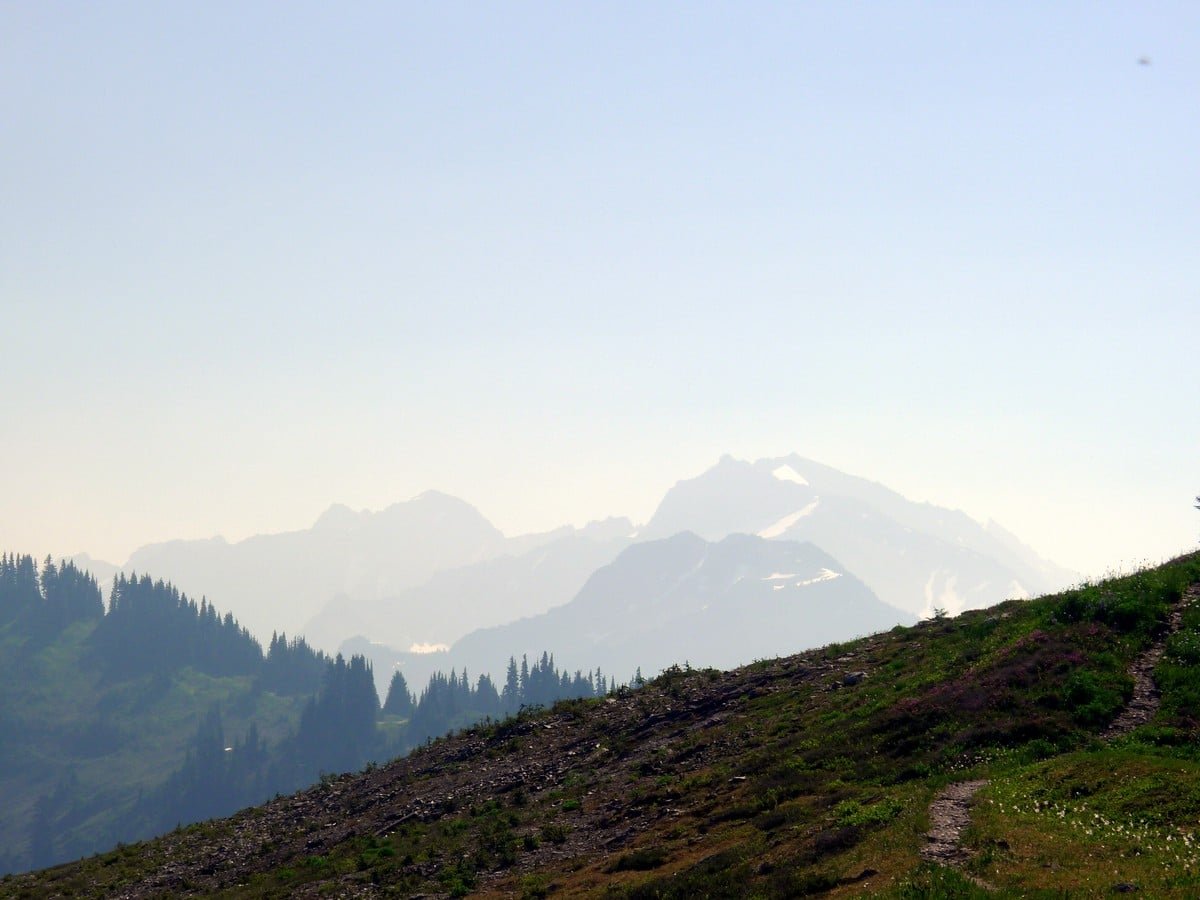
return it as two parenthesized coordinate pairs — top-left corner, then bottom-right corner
(922, 582), (1198, 874)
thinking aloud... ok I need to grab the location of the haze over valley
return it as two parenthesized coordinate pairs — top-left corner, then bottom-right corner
(61, 454), (1075, 692)
(3, 2), (1198, 892)
(2, 449), (1091, 875)
(4, 6), (1197, 590)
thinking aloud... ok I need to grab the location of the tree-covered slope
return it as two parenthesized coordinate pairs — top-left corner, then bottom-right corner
(0, 557), (337, 874)
(0, 555), (619, 878)
(7, 552), (1200, 898)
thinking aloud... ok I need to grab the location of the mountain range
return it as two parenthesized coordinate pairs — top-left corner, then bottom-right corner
(442, 531), (910, 687)
(642, 454), (1073, 618)
(300, 516), (636, 654)
(78, 454), (1076, 692)
(117, 491), (518, 644)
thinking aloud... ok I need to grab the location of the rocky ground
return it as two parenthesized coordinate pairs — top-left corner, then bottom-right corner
(920, 779), (988, 867)
(31, 645), (878, 898)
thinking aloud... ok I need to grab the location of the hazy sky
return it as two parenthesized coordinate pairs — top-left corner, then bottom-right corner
(3, 2), (1197, 577)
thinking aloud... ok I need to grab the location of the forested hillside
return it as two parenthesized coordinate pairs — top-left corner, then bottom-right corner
(0, 554), (604, 876)
(8, 552), (1200, 897)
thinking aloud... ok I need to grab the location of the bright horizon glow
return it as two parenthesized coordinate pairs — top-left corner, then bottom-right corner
(3, 3), (1198, 580)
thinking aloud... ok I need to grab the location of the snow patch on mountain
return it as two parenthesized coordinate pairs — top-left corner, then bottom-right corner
(922, 570), (962, 618)
(772, 464), (809, 486)
(409, 642), (450, 654)
(798, 568), (842, 587)
(765, 568), (841, 589)
(758, 499), (820, 539)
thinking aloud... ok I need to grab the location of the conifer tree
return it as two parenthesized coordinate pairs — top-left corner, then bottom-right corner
(501, 657), (520, 714)
(0, 553), (41, 623)
(474, 673), (501, 717)
(383, 670), (414, 717)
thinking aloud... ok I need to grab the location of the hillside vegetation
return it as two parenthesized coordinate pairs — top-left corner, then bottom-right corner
(5, 552), (1200, 898)
(0, 556), (618, 876)
(0, 557), (329, 873)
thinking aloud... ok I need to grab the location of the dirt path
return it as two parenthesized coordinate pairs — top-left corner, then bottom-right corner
(921, 779), (989, 866)
(1100, 583), (1196, 740)
(923, 582), (1198, 872)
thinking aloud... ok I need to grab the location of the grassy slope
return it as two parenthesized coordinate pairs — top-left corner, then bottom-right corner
(4, 552), (1200, 898)
(0, 619), (304, 870)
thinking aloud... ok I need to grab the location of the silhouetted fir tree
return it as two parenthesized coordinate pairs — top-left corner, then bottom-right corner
(345, 655), (379, 745)
(382, 670), (415, 717)
(185, 706), (228, 814)
(501, 657), (521, 714)
(22, 769), (90, 874)
(231, 721), (268, 781)
(474, 673), (501, 717)
(0, 553), (41, 624)
(32, 556), (60, 639)
(224, 719), (270, 807)
(457, 668), (472, 709)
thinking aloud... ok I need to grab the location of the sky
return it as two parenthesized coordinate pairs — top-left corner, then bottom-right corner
(2, 2), (1198, 578)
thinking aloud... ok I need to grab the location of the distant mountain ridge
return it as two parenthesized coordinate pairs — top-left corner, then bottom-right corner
(300, 519), (635, 652)
(437, 531), (910, 688)
(642, 454), (1076, 618)
(121, 491), (513, 645)
(79, 454), (1075, 672)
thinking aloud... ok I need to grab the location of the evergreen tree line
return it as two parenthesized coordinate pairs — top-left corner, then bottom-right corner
(133, 708), (269, 833)
(36, 646), (385, 862)
(93, 572), (263, 678)
(261, 630), (328, 695)
(0, 553), (103, 641)
(0, 553), (329, 687)
(3, 553), (626, 873)
(383, 651), (612, 745)
(132, 651), (386, 838)
(3, 561), (354, 869)
(136, 653), (619, 845)
(136, 651), (617, 833)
